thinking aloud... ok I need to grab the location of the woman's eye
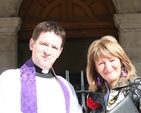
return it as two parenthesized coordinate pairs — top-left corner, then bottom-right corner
(98, 62), (103, 65)
(110, 59), (115, 62)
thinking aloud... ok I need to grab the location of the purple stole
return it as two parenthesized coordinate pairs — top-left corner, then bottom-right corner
(20, 58), (70, 113)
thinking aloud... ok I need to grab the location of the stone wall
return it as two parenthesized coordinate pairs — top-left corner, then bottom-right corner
(112, 0), (141, 76)
(0, 0), (22, 17)
(0, 0), (22, 73)
(0, 18), (21, 73)
(113, 14), (141, 75)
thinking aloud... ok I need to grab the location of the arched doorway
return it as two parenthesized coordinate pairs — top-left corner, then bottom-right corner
(18, 0), (117, 71)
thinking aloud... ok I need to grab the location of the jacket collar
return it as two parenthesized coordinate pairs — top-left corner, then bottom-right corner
(111, 74), (140, 89)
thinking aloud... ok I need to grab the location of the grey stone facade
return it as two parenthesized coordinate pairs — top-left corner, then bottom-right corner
(0, 0), (141, 76)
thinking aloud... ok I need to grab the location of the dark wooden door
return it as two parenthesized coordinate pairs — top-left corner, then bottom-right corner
(18, 0), (117, 40)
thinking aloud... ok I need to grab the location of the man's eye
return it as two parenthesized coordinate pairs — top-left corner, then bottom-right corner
(41, 43), (46, 46)
(52, 46), (58, 50)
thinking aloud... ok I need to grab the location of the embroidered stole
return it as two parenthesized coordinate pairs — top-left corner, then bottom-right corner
(20, 58), (70, 113)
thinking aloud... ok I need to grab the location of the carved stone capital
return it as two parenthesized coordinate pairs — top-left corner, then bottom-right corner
(113, 13), (141, 30)
(0, 17), (22, 35)
(112, 0), (141, 14)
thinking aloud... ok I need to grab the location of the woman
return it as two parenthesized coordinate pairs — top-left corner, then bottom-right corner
(85, 35), (141, 113)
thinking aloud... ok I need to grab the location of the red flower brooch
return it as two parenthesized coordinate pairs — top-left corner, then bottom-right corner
(87, 97), (100, 109)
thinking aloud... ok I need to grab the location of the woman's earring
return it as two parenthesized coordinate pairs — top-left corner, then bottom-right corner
(97, 76), (102, 86)
(121, 67), (127, 77)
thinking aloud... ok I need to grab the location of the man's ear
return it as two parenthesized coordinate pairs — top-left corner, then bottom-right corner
(29, 38), (34, 51)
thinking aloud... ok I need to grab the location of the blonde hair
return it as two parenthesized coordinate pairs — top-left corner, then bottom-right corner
(86, 35), (136, 91)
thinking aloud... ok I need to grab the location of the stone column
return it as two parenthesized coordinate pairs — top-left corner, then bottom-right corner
(0, 17), (21, 74)
(113, 13), (141, 76)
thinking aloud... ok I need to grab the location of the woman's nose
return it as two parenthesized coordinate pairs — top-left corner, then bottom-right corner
(105, 61), (111, 69)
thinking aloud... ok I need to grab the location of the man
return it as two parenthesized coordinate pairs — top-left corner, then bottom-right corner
(0, 21), (82, 113)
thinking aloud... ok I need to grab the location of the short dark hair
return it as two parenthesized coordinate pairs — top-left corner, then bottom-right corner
(32, 21), (66, 47)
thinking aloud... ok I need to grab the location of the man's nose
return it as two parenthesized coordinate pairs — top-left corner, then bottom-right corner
(45, 45), (51, 54)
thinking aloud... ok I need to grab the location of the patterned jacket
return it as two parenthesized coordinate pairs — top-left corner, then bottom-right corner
(85, 75), (141, 113)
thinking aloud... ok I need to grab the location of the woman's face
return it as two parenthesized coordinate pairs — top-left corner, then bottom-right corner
(95, 55), (122, 85)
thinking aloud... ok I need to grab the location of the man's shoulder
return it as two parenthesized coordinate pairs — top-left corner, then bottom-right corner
(0, 69), (20, 79)
(56, 75), (75, 91)
(1, 68), (19, 74)
(56, 75), (70, 84)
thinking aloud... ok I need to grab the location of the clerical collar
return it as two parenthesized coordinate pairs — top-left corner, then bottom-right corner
(34, 64), (54, 78)
(42, 69), (49, 74)
(34, 64), (49, 74)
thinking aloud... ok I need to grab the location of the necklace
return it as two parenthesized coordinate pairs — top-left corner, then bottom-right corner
(108, 89), (121, 107)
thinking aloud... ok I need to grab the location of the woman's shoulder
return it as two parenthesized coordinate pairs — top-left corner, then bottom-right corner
(133, 77), (141, 83)
(123, 76), (141, 98)
(129, 75), (141, 88)
(129, 74), (141, 83)
(130, 77), (141, 89)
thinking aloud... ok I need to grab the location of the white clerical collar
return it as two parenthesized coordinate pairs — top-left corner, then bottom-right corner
(41, 69), (49, 74)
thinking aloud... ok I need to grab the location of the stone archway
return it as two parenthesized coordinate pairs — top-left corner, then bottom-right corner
(17, 0), (118, 73)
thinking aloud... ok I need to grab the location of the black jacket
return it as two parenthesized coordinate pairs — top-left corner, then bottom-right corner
(85, 75), (141, 113)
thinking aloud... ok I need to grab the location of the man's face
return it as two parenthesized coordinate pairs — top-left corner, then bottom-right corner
(29, 32), (63, 70)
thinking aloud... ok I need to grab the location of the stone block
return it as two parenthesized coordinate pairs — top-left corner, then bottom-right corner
(0, 35), (16, 51)
(0, 50), (17, 67)
(123, 47), (141, 62)
(133, 62), (141, 77)
(119, 31), (141, 47)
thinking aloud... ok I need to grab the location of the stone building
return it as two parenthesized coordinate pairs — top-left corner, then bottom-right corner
(0, 0), (141, 77)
